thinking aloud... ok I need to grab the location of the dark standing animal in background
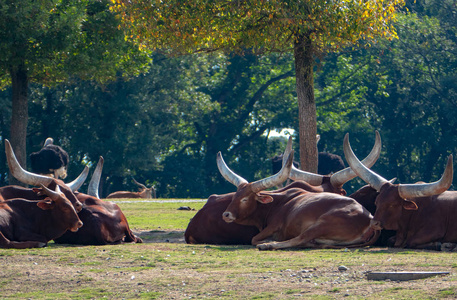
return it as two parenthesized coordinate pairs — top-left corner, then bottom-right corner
(55, 157), (142, 245)
(344, 132), (457, 250)
(0, 184), (83, 249)
(30, 137), (70, 179)
(106, 178), (156, 199)
(4, 139), (85, 212)
(271, 134), (345, 177)
(218, 150), (380, 250)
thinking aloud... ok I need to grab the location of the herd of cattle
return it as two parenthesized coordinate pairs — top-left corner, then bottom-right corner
(1, 132), (456, 252)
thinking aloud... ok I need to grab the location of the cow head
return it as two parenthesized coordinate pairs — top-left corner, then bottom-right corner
(30, 137), (70, 179)
(284, 132), (382, 195)
(133, 178), (156, 199)
(343, 132), (453, 231)
(218, 150), (294, 223)
(5, 139), (85, 212)
(38, 184), (83, 232)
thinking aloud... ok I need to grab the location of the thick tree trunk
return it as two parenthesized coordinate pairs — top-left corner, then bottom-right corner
(9, 64), (29, 186)
(294, 34), (318, 173)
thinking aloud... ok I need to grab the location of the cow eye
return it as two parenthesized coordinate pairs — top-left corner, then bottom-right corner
(241, 198), (247, 203)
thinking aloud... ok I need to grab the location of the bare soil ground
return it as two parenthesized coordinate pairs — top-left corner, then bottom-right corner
(1, 230), (456, 299)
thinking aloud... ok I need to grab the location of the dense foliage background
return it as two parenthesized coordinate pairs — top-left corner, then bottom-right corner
(0, 0), (455, 198)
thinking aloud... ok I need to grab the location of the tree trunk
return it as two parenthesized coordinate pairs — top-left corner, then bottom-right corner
(9, 64), (29, 186)
(294, 34), (318, 173)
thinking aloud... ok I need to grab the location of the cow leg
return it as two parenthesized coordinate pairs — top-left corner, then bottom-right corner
(0, 232), (46, 249)
(256, 224), (326, 250)
(251, 225), (280, 246)
(256, 220), (343, 251)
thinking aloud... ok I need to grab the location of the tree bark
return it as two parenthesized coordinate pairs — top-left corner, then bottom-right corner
(294, 34), (318, 173)
(9, 63), (29, 186)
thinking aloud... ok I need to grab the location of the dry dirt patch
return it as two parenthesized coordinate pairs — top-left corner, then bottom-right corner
(1, 230), (456, 299)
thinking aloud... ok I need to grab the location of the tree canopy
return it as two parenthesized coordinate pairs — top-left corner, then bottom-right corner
(113, 0), (405, 172)
(0, 0), (149, 183)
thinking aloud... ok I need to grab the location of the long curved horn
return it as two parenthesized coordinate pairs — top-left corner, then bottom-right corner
(132, 178), (147, 189)
(66, 166), (89, 192)
(284, 136), (325, 186)
(398, 155), (453, 199)
(87, 156), (104, 198)
(5, 139), (53, 186)
(217, 152), (249, 187)
(40, 183), (62, 201)
(288, 131), (381, 187)
(330, 130), (382, 188)
(251, 150), (294, 193)
(343, 133), (388, 191)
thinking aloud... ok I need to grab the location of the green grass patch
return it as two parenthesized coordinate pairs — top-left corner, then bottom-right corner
(113, 199), (205, 230)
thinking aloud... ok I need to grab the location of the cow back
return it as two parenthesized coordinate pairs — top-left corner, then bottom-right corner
(54, 193), (142, 245)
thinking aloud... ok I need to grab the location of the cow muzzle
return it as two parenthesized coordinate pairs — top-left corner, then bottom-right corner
(222, 211), (235, 223)
(70, 220), (84, 232)
(370, 219), (382, 231)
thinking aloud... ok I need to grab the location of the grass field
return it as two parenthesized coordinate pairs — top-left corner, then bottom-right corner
(1, 198), (456, 299)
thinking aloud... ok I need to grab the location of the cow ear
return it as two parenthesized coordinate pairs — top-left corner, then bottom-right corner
(402, 199), (418, 211)
(256, 194), (273, 204)
(37, 200), (55, 210)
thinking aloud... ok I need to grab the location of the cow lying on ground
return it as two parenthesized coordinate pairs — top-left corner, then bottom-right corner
(30, 137), (70, 179)
(0, 184), (83, 249)
(218, 150), (380, 250)
(344, 132), (456, 250)
(348, 184), (397, 247)
(185, 133), (381, 246)
(185, 192), (259, 245)
(106, 178), (156, 199)
(4, 139), (86, 212)
(55, 157), (142, 245)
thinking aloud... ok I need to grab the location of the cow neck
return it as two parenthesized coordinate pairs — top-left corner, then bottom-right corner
(257, 189), (301, 228)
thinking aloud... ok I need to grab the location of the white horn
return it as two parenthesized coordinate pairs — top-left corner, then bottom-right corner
(87, 156), (104, 198)
(5, 139), (53, 186)
(217, 152), (248, 188)
(398, 155), (453, 199)
(343, 133), (388, 191)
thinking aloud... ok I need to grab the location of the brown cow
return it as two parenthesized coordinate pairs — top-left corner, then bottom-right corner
(106, 178), (156, 199)
(348, 184), (397, 246)
(343, 132), (456, 250)
(55, 157), (143, 245)
(184, 180), (344, 245)
(0, 184), (83, 249)
(4, 139), (85, 212)
(185, 133), (381, 246)
(218, 150), (380, 250)
(185, 192), (259, 245)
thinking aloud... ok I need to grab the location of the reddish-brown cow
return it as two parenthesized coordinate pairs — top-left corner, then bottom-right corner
(218, 151), (379, 250)
(185, 133), (382, 246)
(344, 132), (456, 250)
(0, 185), (83, 249)
(55, 157), (142, 245)
(185, 192), (260, 245)
(106, 179), (156, 199)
